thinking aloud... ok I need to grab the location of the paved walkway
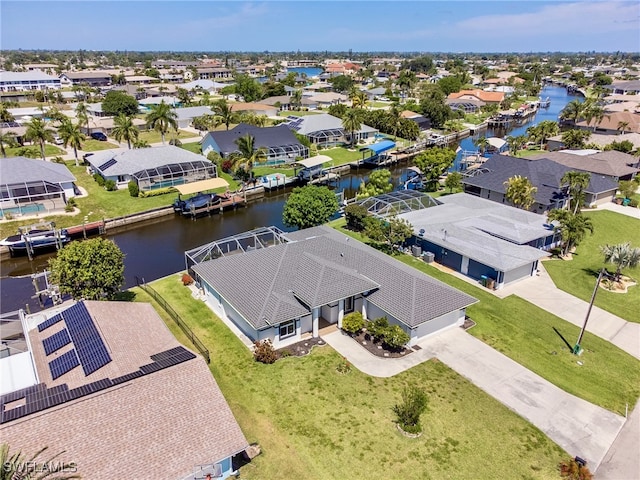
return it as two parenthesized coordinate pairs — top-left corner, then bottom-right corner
(323, 327), (626, 470)
(496, 262), (640, 360)
(596, 201), (640, 220)
(596, 404), (640, 479)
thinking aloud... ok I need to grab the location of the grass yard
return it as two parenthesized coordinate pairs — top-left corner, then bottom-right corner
(253, 165), (296, 178)
(322, 147), (362, 166)
(544, 210), (640, 323)
(81, 139), (119, 152)
(138, 129), (197, 145)
(5, 144), (65, 158)
(331, 220), (640, 415)
(277, 110), (322, 117)
(180, 142), (203, 154)
(132, 275), (566, 480)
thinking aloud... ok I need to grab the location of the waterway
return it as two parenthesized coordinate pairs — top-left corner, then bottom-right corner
(0, 85), (577, 314)
(286, 67), (323, 78)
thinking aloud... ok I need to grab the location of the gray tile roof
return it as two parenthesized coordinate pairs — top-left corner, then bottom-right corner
(399, 194), (551, 272)
(205, 123), (304, 156)
(530, 150), (640, 178)
(86, 145), (207, 176)
(171, 105), (214, 121)
(0, 157), (76, 185)
(193, 226), (476, 330)
(0, 71), (60, 82)
(462, 155), (618, 206)
(286, 113), (377, 136)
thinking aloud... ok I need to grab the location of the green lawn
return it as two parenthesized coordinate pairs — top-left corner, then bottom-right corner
(277, 110), (322, 117)
(332, 220), (640, 415)
(322, 147), (363, 166)
(138, 129), (197, 144)
(6, 144), (65, 158)
(180, 142), (202, 154)
(253, 165), (297, 178)
(544, 210), (640, 323)
(82, 139), (119, 152)
(132, 275), (565, 480)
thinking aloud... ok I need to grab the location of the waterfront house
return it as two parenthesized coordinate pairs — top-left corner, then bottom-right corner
(0, 70), (61, 92)
(0, 156), (77, 218)
(529, 150), (640, 182)
(229, 102), (278, 117)
(86, 145), (217, 191)
(0, 301), (248, 480)
(462, 155), (618, 212)
(447, 89), (505, 105)
(283, 113), (378, 148)
(574, 110), (640, 135)
(202, 123), (309, 164)
(189, 226), (477, 348)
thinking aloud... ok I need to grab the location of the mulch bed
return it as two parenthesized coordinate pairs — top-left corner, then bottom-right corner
(461, 316), (476, 330)
(277, 337), (326, 357)
(349, 330), (412, 358)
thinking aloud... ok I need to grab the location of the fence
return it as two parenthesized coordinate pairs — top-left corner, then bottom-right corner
(135, 276), (210, 364)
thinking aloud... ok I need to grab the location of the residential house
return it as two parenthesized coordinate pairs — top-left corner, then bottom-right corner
(60, 71), (111, 87)
(529, 150), (640, 182)
(85, 145), (217, 191)
(258, 95), (317, 111)
(447, 89), (505, 105)
(229, 102), (278, 117)
(607, 80), (640, 95)
(307, 92), (349, 108)
(446, 97), (485, 113)
(86, 116), (147, 136)
(462, 155), (618, 213)
(360, 87), (387, 101)
(0, 70), (61, 92)
(0, 157), (77, 218)
(575, 110), (640, 135)
(172, 105), (214, 129)
(547, 132), (640, 153)
(0, 301), (248, 480)
(401, 111), (431, 130)
(125, 75), (157, 85)
(202, 123), (309, 164)
(189, 225), (477, 348)
(283, 113), (377, 148)
(197, 67), (233, 80)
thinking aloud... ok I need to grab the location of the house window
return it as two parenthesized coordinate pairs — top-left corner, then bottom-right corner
(344, 296), (354, 313)
(279, 320), (296, 339)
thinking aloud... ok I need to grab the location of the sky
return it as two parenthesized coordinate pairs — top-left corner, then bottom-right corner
(1, 1), (639, 53)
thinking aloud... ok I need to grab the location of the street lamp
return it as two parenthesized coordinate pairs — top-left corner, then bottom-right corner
(573, 268), (607, 355)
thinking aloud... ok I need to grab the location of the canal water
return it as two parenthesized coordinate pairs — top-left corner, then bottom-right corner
(0, 85), (577, 314)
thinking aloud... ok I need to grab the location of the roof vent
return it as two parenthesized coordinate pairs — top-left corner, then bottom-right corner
(419, 229), (425, 237)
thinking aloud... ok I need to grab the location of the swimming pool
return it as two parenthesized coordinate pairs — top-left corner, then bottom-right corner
(0, 203), (45, 218)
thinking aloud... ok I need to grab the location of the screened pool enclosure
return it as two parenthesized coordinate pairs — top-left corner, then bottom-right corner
(133, 160), (217, 191)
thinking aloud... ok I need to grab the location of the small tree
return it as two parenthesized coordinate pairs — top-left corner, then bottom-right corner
(357, 168), (393, 198)
(128, 180), (139, 197)
(367, 316), (389, 342)
(364, 216), (414, 253)
(547, 209), (594, 257)
(102, 90), (140, 116)
(383, 325), (410, 350)
(600, 242), (640, 282)
(504, 175), (537, 210)
(342, 312), (365, 335)
(283, 185), (339, 230)
(618, 180), (636, 200)
(48, 238), (125, 300)
(0, 443), (80, 480)
(444, 171), (462, 193)
(104, 179), (117, 191)
(253, 339), (278, 364)
(344, 203), (369, 231)
(393, 386), (429, 434)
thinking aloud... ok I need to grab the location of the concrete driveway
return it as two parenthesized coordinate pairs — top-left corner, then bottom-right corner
(323, 327), (626, 470)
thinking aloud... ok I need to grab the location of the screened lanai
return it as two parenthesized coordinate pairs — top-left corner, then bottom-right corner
(357, 190), (440, 218)
(133, 160), (217, 191)
(0, 180), (67, 218)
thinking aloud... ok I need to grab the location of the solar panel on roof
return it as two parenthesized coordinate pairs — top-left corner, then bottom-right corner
(42, 328), (71, 355)
(37, 313), (63, 332)
(49, 350), (80, 380)
(62, 302), (112, 376)
(98, 158), (117, 171)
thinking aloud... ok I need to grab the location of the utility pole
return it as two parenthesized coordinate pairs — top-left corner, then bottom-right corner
(573, 268), (606, 355)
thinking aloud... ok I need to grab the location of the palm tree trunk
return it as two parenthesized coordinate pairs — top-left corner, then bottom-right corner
(0, 142), (6, 158)
(74, 146), (79, 167)
(127, 138), (131, 149)
(161, 132), (166, 145)
(39, 140), (46, 161)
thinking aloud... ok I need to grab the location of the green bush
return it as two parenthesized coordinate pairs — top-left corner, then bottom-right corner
(393, 386), (428, 434)
(104, 179), (117, 191)
(342, 311), (364, 335)
(367, 316), (389, 341)
(138, 187), (177, 198)
(629, 199), (639, 208)
(344, 204), (369, 231)
(128, 181), (139, 198)
(383, 325), (410, 350)
(93, 173), (105, 187)
(253, 339), (278, 364)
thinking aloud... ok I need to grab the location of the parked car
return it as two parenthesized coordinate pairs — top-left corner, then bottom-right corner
(53, 135), (64, 145)
(91, 132), (108, 141)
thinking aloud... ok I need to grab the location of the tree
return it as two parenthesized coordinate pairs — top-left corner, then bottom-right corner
(350, 89), (368, 109)
(0, 131), (17, 158)
(357, 168), (393, 198)
(341, 108), (362, 148)
(547, 209), (594, 256)
(527, 120), (560, 149)
(0, 103), (15, 123)
(437, 76), (463, 96)
(192, 114), (221, 133)
(0, 443), (81, 480)
(473, 136), (489, 155)
(561, 171), (591, 214)
(329, 75), (354, 94)
(145, 100), (177, 145)
(506, 135), (527, 157)
(111, 113), (139, 149)
(101, 90), (139, 117)
(393, 386), (429, 434)
(25, 117), (54, 161)
(229, 134), (267, 180)
(561, 129), (591, 149)
(75, 101), (90, 134)
(504, 175), (537, 210)
(291, 89), (303, 111)
(212, 99), (236, 131)
(234, 73), (263, 102)
(444, 171), (462, 193)
(327, 103), (347, 119)
(364, 216), (413, 251)
(58, 118), (85, 166)
(282, 185), (339, 230)
(387, 105), (403, 140)
(48, 237), (125, 300)
(617, 121), (630, 135)
(413, 148), (456, 191)
(175, 87), (191, 106)
(600, 243), (640, 282)
(344, 203), (369, 231)
(618, 180), (637, 199)
(583, 102), (607, 132)
(397, 70), (417, 98)
(560, 99), (585, 125)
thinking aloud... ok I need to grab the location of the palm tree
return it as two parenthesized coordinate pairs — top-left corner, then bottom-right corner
(506, 135), (526, 157)
(559, 99), (585, 125)
(473, 135), (489, 156)
(212, 99), (237, 131)
(0, 131), (17, 158)
(547, 209), (594, 256)
(25, 117), (54, 160)
(75, 101), (90, 135)
(58, 118), (85, 166)
(112, 113), (139, 149)
(291, 89), (303, 111)
(341, 108), (362, 149)
(145, 100), (178, 145)
(600, 242), (640, 282)
(0, 442), (80, 480)
(0, 103), (15, 123)
(531, 120), (560, 149)
(350, 89), (368, 109)
(561, 171), (591, 214)
(617, 121), (630, 136)
(387, 105), (403, 141)
(583, 102), (607, 132)
(504, 175), (537, 210)
(229, 134), (267, 180)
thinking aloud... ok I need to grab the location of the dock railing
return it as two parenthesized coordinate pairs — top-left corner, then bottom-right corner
(134, 276), (210, 364)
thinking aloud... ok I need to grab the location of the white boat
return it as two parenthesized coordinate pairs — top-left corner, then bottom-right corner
(0, 229), (70, 251)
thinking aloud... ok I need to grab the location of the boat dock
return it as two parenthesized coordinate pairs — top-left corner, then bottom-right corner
(182, 193), (247, 219)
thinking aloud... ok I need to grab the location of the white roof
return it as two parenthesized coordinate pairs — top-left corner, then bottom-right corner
(296, 155), (332, 168)
(0, 70), (60, 82)
(0, 352), (38, 396)
(290, 113), (377, 136)
(486, 137), (507, 149)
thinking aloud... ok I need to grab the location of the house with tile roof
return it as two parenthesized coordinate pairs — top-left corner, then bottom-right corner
(447, 89), (505, 105)
(462, 155), (618, 213)
(575, 110), (640, 135)
(283, 113), (378, 148)
(0, 70), (61, 92)
(59, 71), (112, 87)
(190, 226), (477, 348)
(85, 145), (217, 191)
(0, 300), (248, 480)
(529, 150), (640, 182)
(229, 102), (278, 117)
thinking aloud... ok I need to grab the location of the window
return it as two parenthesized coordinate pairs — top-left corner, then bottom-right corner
(344, 296), (354, 314)
(279, 319), (296, 339)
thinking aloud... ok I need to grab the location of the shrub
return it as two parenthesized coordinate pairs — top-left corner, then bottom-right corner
(67, 197), (77, 207)
(128, 181), (139, 198)
(52, 156), (66, 164)
(629, 199), (639, 208)
(559, 458), (593, 480)
(64, 203), (75, 212)
(367, 316), (389, 341)
(138, 187), (177, 198)
(344, 203), (369, 231)
(104, 179), (117, 191)
(336, 357), (352, 374)
(253, 339), (278, 364)
(342, 311), (365, 335)
(169, 138), (182, 146)
(181, 273), (194, 286)
(93, 173), (105, 187)
(221, 159), (234, 173)
(393, 386), (428, 434)
(383, 325), (410, 350)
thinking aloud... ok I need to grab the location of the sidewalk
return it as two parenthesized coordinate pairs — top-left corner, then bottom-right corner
(596, 404), (640, 479)
(323, 327), (626, 470)
(497, 262), (640, 360)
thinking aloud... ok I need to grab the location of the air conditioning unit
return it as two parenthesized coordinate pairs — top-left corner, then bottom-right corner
(423, 252), (435, 263)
